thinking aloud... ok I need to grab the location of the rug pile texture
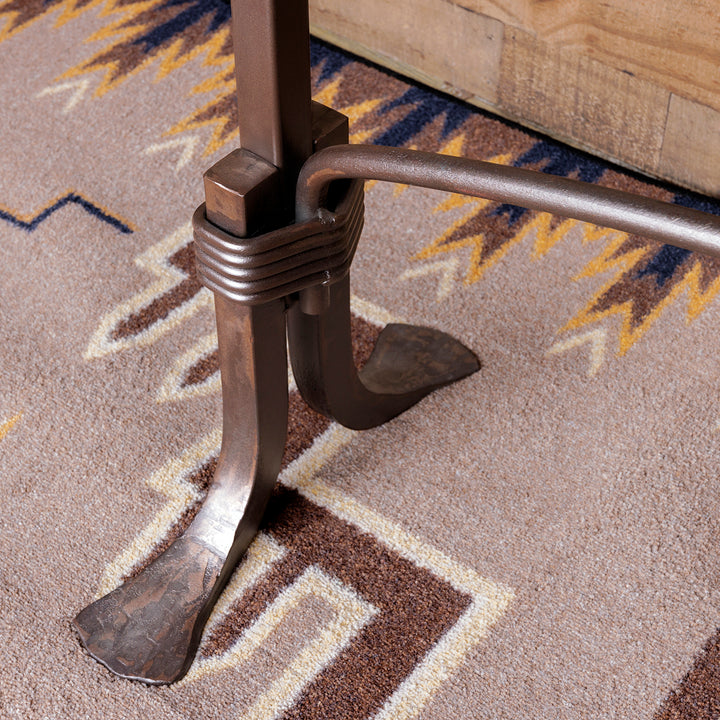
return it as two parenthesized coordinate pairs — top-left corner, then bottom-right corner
(2, 2), (720, 718)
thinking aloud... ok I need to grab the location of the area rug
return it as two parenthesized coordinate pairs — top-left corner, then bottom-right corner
(2, 2), (720, 718)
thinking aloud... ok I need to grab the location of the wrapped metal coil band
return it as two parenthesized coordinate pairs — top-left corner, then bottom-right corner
(194, 178), (364, 304)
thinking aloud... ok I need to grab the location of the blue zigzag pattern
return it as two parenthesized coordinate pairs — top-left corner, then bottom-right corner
(134, 0), (231, 52)
(0, 193), (133, 234)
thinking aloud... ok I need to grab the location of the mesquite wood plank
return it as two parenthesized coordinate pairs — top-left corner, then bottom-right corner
(309, 0), (720, 198)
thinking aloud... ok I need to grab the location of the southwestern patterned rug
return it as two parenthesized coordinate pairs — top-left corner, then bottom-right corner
(2, 2), (720, 718)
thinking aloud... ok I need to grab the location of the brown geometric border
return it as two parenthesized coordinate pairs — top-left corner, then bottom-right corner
(655, 628), (720, 720)
(200, 485), (472, 720)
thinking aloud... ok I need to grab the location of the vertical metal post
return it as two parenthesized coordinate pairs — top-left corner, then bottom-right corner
(230, 0), (313, 203)
(73, 0), (317, 685)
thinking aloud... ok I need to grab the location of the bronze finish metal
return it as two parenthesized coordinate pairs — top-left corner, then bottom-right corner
(73, 298), (287, 684)
(231, 0), (312, 204)
(193, 173), (365, 305)
(297, 144), (720, 254)
(74, 0), (720, 688)
(73, 134), (294, 685)
(287, 275), (480, 430)
(311, 101), (350, 153)
(73, 0), (479, 685)
(203, 149), (281, 238)
(72, 0), (312, 684)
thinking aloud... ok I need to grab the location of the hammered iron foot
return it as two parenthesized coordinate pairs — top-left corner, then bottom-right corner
(288, 275), (479, 430)
(73, 298), (289, 684)
(74, 536), (225, 684)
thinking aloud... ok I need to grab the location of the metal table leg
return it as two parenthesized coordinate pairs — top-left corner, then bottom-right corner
(73, 0), (720, 687)
(73, 0), (480, 684)
(74, 299), (287, 684)
(73, 0), (312, 685)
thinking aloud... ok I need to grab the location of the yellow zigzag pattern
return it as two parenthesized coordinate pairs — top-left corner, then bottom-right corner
(417, 138), (605, 287)
(169, 72), (390, 158)
(1, 0), (236, 154)
(411, 148), (717, 361)
(0, 0), (100, 42)
(563, 231), (720, 355)
(415, 144), (514, 285)
(420, 198), (576, 286)
(0, 412), (21, 442)
(313, 76), (384, 145)
(61, 1), (233, 98)
(163, 66), (236, 156)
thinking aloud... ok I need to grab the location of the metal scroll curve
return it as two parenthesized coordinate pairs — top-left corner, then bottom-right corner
(296, 144), (720, 255)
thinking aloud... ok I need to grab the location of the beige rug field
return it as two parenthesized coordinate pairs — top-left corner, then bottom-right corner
(1, 2), (720, 718)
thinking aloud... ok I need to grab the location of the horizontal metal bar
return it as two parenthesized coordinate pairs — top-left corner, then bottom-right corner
(296, 145), (720, 256)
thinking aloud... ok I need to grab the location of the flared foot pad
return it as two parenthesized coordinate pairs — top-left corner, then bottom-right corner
(361, 323), (480, 395)
(73, 536), (223, 685)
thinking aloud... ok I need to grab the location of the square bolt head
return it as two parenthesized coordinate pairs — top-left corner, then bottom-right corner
(203, 149), (281, 237)
(312, 102), (349, 151)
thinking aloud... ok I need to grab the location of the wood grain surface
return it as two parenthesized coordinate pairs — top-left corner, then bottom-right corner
(310, 0), (720, 197)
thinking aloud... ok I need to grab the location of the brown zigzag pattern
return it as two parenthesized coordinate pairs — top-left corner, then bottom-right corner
(0, 0), (92, 40)
(111, 240), (200, 341)
(562, 171), (720, 354)
(16, 0), (720, 358)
